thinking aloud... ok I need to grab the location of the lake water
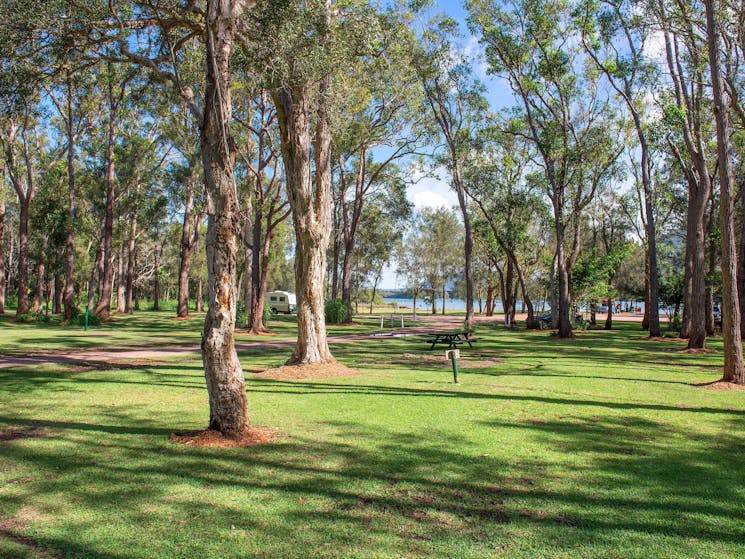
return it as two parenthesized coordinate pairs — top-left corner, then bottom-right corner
(383, 297), (522, 312)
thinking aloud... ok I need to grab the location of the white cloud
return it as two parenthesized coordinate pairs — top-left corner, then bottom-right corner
(411, 190), (452, 210)
(408, 169), (459, 210)
(643, 30), (666, 62)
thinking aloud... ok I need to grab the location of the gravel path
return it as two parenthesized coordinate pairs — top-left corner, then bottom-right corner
(0, 314), (473, 370)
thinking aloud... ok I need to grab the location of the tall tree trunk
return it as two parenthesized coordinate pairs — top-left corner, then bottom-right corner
(196, 277), (204, 312)
(53, 265), (62, 314)
(0, 202), (5, 314)
(16, 200), (30, 315)
(412, 289), (418, 323)
(272, 81), (334, 364)
(199, 0), (249, 435)
(31, 237), (47, 313)
(96, 83), (118, 320)
(682, 183), (709, 348)
(88, 239), (103, 312)
(605, 293), (613, 330)
(705, 0), (744, 381)
(153, 246), (161, 311)
(452, 163), (474, 330)
(738, 176), (745, 337)
(248, 220), (271, 334)
(116, 242), (126, 313)
(125, 179), (139, 314)
(177, 178), (200, 319)
(554, 219), (572, 337)
(63, 97), (76, 320)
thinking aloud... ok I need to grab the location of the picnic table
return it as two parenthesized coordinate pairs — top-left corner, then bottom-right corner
(424, 331), (477, 350)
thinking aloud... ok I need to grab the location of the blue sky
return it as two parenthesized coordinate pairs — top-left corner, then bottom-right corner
(380, 0), (514, 289)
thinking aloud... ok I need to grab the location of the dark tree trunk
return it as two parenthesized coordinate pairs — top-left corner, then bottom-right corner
(153, 246), (161, 311)
(682, 182), (709, 348)
(63, 100), (76, 321)
(53, 269), (62, 314)
(125, 180), (139, 315)
(116, 242), (126, 313)
(16, 201), (30, 315)
(705, 0), (744, 381)
(738, 176), (745, 338)
(88, 238), (103, 312)
(451, 163), (474, 330)
(196, 277), (204, 312)
(248, 218), (271, 334)
(31, 237), (47, 313)
(177, 177), (201, 319)
(605, 295), (613, 330)
(96, 82), (118, 320)
(485, 285), (494, 317)
(0, 202), (5, 314)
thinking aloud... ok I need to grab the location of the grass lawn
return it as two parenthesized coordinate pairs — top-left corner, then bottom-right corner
(1, 313), (744, 558)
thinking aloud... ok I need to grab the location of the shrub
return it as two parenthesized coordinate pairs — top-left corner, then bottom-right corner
(236, 302), (248, 328)
(77, 311), (102, 327)
(262, 304), (272, 325)
(325, 299), (348, 324)
(15, 313), (34, 323)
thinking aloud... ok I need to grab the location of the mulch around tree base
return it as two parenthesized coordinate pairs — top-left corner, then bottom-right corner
(169, 428), (278, 448)
(695, 380), (745, 391)
(252, 362), (360, 380)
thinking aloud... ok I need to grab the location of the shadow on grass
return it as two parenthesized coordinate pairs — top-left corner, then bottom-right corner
(1, 412), (744, 557)
(246, 378), (745, 416)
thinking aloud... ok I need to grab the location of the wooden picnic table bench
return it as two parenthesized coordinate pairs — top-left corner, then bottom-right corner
(424, 331), (478, 350)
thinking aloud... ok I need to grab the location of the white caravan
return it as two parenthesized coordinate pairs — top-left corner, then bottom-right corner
(266, 291), (297, 314)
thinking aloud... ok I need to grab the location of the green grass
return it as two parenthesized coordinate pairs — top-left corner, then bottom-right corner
(1, 315), (744, 558)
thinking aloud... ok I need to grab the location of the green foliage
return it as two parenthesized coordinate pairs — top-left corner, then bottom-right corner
(263, 304), (273, 326)
(325, 299), (349, 324)
(79, 312), (102, 327)
(14, 313), (35, 323)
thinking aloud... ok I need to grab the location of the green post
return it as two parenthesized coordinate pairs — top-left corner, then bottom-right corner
(448, 350), (459, 384)
(84, 307), (89, 332)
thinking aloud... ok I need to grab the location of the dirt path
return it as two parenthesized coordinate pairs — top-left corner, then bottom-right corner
(0, 314), (475, 370)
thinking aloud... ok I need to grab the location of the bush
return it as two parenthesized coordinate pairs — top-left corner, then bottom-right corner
(325, 299), (348, 324)
(34, 312), (51, 323)
(15, 313), (34, 323)
(262, 304), (272, 325)
(236, 302), (248, 327)
(77, 311), (102, 327)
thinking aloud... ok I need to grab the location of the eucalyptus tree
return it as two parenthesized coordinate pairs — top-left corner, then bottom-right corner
(233, 89), (290, 334)
(465, 123), (545, 327)
(703, 0), (744, 382)
(91, 63), (137, 320)
(74, 0), (254, 436)
(412, 18), (487, 331)
(468, 0), (621, 337)
(406, 207), (463, 314)
(253, 0), (396, 363)
(333, 15), (423, 324)
(0, 199), (6, 313)
(577, 0), (663, 337)
(349, 178), (412, 313)
(651, 0), (715, 349)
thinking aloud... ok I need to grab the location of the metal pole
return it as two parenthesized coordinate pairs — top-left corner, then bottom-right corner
(448, 350), (459, 384)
